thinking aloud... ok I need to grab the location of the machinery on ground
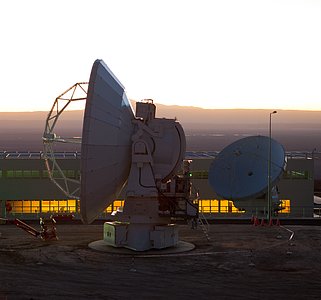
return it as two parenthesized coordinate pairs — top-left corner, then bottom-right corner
(14, 217), (58, 240)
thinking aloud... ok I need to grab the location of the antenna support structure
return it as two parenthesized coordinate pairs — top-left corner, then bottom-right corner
(42, 82), (88, 199)
(43, 60), (198, 252)
(105, 100), (197, 251)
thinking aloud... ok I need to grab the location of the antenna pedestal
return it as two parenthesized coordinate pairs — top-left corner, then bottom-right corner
(76, 61), (188, 251)
(102, 112), (185, 251)
(104, 221), (178, 251)
(104, 195), (178, 251)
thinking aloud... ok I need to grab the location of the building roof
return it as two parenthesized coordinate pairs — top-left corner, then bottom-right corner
(0, 150), (316, 160)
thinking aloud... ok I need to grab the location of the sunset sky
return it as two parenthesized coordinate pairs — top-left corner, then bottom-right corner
(1, 0), (321, 112)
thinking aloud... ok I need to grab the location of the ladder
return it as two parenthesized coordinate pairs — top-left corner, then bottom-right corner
(198, 211), (210, 241)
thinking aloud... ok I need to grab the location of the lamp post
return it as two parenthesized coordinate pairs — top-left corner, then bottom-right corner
(267, 110), (277, 222)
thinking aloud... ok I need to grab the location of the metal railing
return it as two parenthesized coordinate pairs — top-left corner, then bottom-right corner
(1, 150), (319, 160)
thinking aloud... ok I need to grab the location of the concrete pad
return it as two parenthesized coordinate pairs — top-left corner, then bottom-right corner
(88, 240), (195, 256)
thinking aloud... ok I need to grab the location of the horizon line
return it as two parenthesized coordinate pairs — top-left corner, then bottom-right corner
(2, 104), (321, 113)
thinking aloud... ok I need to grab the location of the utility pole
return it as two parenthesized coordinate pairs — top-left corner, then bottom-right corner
(267, 110), (277, 221)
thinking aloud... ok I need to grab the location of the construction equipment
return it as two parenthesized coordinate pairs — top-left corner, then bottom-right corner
(14, 216), (58, 240)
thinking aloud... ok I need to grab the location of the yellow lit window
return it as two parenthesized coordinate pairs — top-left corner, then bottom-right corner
(58, 200), (67, 213)
(219, 200), (243, 213)
(210, 200), (219, 213)
(279, 199), (290, 213)
(50, 200), (60, 213)
(198, 199), (219, 213)
(105, 205), (113, 213)
(220, 200), (229, 213)
(32, 200), (40, 213)
(199, 199), (211, 213)
(113, 199), (124, 211)
(67, 199), (77, 213)
(42, 200), (51, 213)
(104, 199), (125, 213)
(10, 200), (23, 213)
(22, 200), (31, 213)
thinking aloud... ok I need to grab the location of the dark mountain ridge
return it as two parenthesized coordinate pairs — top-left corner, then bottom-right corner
(1, 103), (321, 153)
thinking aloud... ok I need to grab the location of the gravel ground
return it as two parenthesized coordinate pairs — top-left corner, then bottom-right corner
(1, 223), (321, 299)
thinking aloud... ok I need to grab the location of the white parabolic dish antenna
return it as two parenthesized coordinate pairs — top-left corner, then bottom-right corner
(44, 59), (197, 251)
(81, 60), (135, 224)
(208, 136), (286, 201)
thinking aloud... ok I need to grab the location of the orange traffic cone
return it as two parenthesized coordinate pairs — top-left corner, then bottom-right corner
(260, 218), (266, 226)
(252, 216), (259, 226)
(268, 218), (273, 227)
(274, 218), (281, 226)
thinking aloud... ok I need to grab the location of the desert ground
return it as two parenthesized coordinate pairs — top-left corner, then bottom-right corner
(1, 223), (321, 299)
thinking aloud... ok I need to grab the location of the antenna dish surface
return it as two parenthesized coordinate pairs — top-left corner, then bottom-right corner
(208, 136), (285, 201)
(81, 59), (135, 224)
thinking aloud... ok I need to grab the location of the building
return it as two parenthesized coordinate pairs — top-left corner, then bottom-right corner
(0, 150), (314, 220)
(187, 151), (314, 218)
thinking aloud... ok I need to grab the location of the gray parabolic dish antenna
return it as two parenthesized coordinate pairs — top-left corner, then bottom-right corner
(81, 60), (135, 224)
(208, 136), (286, 201)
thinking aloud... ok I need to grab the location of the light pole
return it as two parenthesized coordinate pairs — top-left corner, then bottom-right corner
(267, 110), (277, 222)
